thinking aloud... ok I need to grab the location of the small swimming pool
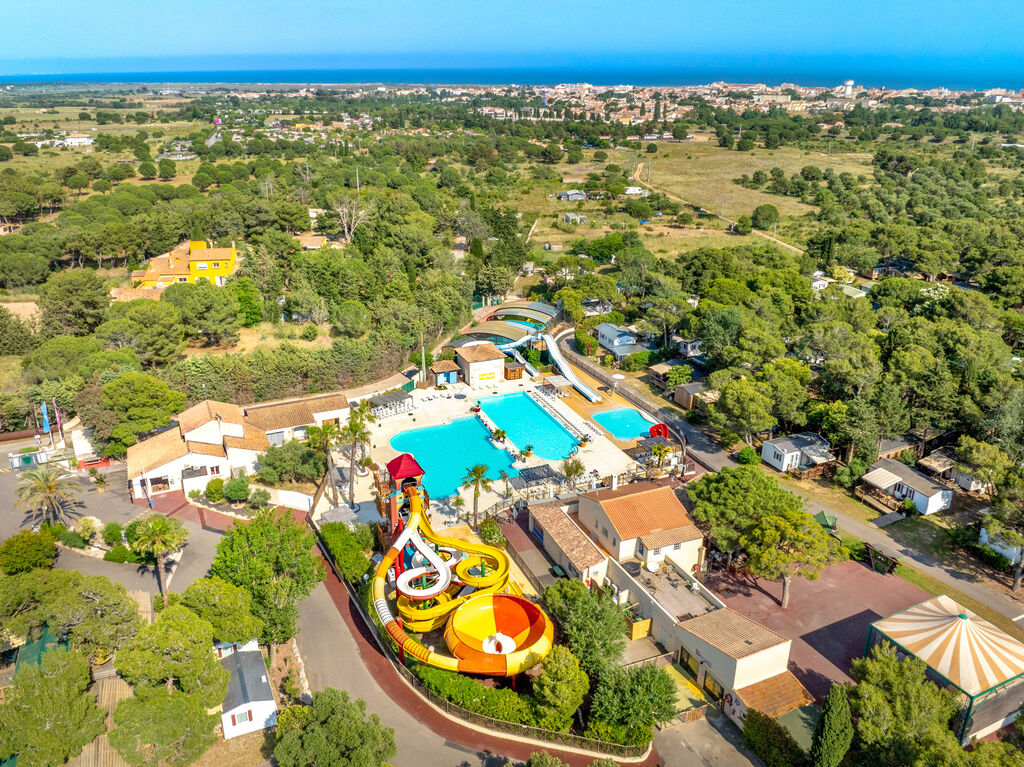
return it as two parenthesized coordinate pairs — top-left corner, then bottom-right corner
(478, 393), (578, 461)
(593, 407), (657, 440)
(390, 417), (517, 499)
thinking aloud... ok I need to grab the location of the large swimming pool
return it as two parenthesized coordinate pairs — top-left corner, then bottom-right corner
(593, 407), (657, 441)
(389, 416), (517, 499)
(478, 393), (578, 460)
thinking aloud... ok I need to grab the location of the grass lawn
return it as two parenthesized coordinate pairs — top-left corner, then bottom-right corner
(182, 323), (335, 358)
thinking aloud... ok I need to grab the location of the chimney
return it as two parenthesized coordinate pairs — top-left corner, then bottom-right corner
(611, 474), (618, 491)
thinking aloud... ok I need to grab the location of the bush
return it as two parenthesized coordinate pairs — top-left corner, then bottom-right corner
(223, 475), (250, 503)
(973, 543), (1013, 573)
(736, 446), (759, 465)
(833, 458), (868, 489)
(256, 467), (280, 485)
(249, 488), (271, 508)
(945, 523), (976, 550)
(412, 664), (535, 725)
(574, 329), (598, 357)
(205, 478), (224, 502)
(257, 440), (325, 485)
(0, 529), (57, 574)
(897, 449), (917, 466)
(320, 522), (374, 581)
(621, 351), (651, 372)
(742, 708), (807, 767)
(79, 518), (96, 543)
(102, 521), (124, 547)
(300, 323), (318, 341)
(103, 544), (140, 564)
(123, 519), (142, 546)
(901, 498), (916, 513)
(478, 518), (506, 548)
(58, 529), (87, 548)
(188, 489), (201, 499)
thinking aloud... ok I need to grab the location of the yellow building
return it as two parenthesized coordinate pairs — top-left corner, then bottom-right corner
(131, 241), (239, 289)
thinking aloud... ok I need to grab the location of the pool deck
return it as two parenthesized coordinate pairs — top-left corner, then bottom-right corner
(343, 371), (635, 527)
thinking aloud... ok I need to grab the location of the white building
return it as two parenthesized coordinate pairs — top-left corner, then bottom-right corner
(243, 393), (349, 447)
(761, 432), (833, 472)
(594, 323), (651, 361)
(861, 457), (954, 515)
(455, 343), (506, 387)
(219, 642), (278, 739)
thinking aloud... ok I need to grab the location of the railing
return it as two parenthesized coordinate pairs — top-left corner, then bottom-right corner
(309, 520), (649, 760)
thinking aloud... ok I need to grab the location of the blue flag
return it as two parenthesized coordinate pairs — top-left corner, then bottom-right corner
(40, 402), (50, 434)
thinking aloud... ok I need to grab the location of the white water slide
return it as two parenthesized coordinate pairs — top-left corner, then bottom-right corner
(538, 333), (602, 402)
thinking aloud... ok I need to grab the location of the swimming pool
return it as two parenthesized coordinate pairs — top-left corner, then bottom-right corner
(389, 417), (517, 499)
(593, 407), (657, 440)
(478, 393), (578, 461)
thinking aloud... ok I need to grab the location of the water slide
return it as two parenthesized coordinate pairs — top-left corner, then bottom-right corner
(539, 332), (602, 402)
(508, 346), (538, 377)
(371, 486), (553, 675)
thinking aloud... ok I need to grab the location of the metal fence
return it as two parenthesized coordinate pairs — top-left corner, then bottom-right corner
(310, 523), (649, 760)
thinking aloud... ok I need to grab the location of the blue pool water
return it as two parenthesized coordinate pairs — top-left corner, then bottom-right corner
(478, 393), (578, 460)
(389, 417), (517, 499)
(593, 407), (657, 440)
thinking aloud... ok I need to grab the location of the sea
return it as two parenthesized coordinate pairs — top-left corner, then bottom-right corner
(1, 62), (1021, 91)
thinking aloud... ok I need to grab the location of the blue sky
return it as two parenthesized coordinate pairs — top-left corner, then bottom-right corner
(4, 0), (1024, 86)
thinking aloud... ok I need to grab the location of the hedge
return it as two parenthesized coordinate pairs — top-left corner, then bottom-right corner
(574, 330), (599, 357)
(412, 663), (536, 725)
(742, 709), (807, 767)
(320, 522), (374, 581)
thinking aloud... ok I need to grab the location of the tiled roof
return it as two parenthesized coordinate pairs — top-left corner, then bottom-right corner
(177, 400), (245, 434)
(430, 359), (461, 373)
(734, 671), (813, 718)
(126, 428), (189, 479)
(582, 482), (698, 542)
(456, 343), (506, 363)
(223, 424), (269, 452)
(185, 441), (227, 458)
(529, 503), (605, 571)
(244, 401), (317, 432)
(639, 524), (703, 550)
(677, 608), (788, 659)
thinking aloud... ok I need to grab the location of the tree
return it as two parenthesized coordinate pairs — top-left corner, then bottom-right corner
(0, 648), (106, 767)
(751, 203), (780, 230)
(810, 683), (853, 767)
(589, 663), (676, 744)
(92, 178), (112, 194)
(67, 172), (90, 196)
(650, 442), (671, 468)
(758, 358), (811, 429)
(330, 195), (374, 243)
(101, 373), (186, 456)
(15, 464), (80, 525)
(210, 508), (325, 650)
(331, 299), (370, 338)
(117, 605), (229, 707)
(96, 299), (186, 366)
(0, 529), (56, 574)
(525, 754), (568, 767)
(257, 440), (326, 485)
(665, 364), (693, 388)
(734, 215), (753, 235)
(742, 508), (844, 609)
(688, 466), (802, 566)
(339, 411), (372, 510)
(531, 646), (589, 731)
(38, 269), (110, 337)
(710, 378), (777, 445)
(561, 457), (585, 488)
(229, 277), (263, 326)
(646, 142), (658, 153)
(848, 643), (964, 766)
(954, 436), (1011, 499)
(137, 161), (157, 179)
(222, 475), (250, 503)
(273, 687), (396, 767)
(461, 464), (493, 529)
(161, 281), (242, 346)
(540, 143), (563, 164)
(131, 515), (188, 608)
(110, 687), (219, 767)
(542, 579), (626, 675)
(157, 158), (176, 180)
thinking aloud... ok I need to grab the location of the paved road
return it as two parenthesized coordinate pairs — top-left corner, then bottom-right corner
(655, 716), (758, 767)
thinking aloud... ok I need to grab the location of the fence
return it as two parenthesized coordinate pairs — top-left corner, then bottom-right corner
(309, 521), (649, 760)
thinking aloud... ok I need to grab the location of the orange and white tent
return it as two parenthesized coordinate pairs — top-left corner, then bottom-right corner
(871, 594), (1024, 697)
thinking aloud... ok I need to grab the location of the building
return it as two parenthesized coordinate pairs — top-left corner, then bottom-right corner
(648, 360), (689, 390)
(563, 212), (588, 224)
(624, 186), (645, 196)
(674, 381), (718, 410)
(860, 457), (954, 515)
(917, 446), (992, 494)
(595, 323), (652, 361)
(367, 391), (414, 419)
(455, 343), (506, 387)
(460, 300), (559, 350)
(581, 298), (613, 317)
(242, 393), (349, 447)
(219, 640), (278, 739)
(429, 359), (461, 386)
(528, 502), (607, 582)
(623, 436), (683, 467)
(760, 433), (833, 473)
(131, 240), (239, 289)
(677, 338), (701, 358)
(556, 190), (586, 202)
(578, 482), (704, 571)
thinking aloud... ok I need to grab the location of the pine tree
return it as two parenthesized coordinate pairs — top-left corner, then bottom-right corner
(810, 683), (853, 767)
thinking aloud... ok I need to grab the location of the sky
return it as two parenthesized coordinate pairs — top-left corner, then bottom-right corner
(4, 0), (1024, 87)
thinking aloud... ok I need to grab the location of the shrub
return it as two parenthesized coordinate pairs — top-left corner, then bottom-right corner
(478, 518), (506, 548)
(205, 478), (224, 502)
(300, 323), (318, 341)
(621, 351), (651, 372)
(103, 544), (139, 564)
(79, 518), (96, 543)
(897, 449), (917, 466)
(102, 521), (124, 547)
(249, 488), (271, 508)
(833, 458), (868, 489)
(320, 522), (374, 581)
(742, 708), (807, 767)
(574, 330), (598, 356)
(123, 519), (142, 546)
(223, 476), (250, 503)
(58, 529), (87, 548)
(188, 489), (201, 499)
(256, 440), (325, 485)
(736, 446), (759, 465)
(0, 529), (57, 574)
(901, 498), (916, 513)
(256, 467), (280, 485)
(973, 543), (1013, 573)
(945, 523), (976, 550)
(412, 664), (535, 725)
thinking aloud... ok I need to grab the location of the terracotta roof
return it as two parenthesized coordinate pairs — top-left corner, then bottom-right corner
(190, 246), (235, 262)
(677, 609), (788, 659)
(177, 400), (245, 434)
(639, 524), (703, 550)
(112, 286), (166, 302)
(387, 453), (425, 480)
(529, 504), (605, 572)
(223, 423), (269, 452)
(582, 482), (698, 542)
(126, 428), (189, 479)
(456, 343), (506, 363)
(244, 401), (318, 432)
(430, 359), (461, 373)
(734, 671), (813, 718)
(185, 441), (227, 458)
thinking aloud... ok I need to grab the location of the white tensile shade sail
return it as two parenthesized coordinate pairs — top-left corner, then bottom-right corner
(872, 595), (1024, 697)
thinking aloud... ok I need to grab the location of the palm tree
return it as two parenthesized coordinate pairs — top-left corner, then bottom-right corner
(340, 418), (372, 510)
(452, 495), (466, 523)
(651, 443), (671, 468)
(15, 464), (80, 524)
(522, 445), (534, 460)
(492, 429), (507, 443)
(349, 399), (377, 429)
(306, 422), (341, 455)
(461, 464), (493, 529)
(562, 457), (586, 489)
(499, 470), (510, 498)
(131, 514), (188, 608)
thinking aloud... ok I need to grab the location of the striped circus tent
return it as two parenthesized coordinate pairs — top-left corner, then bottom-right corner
(871, 595), (1024, 696)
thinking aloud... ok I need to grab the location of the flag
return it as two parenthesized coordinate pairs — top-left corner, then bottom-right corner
(52, 398), (62, 434)
(40, 402), (51, 434)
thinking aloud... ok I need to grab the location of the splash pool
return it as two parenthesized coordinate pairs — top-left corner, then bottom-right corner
(593, 407), (657, 440)
(477, 393), (578, 460)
